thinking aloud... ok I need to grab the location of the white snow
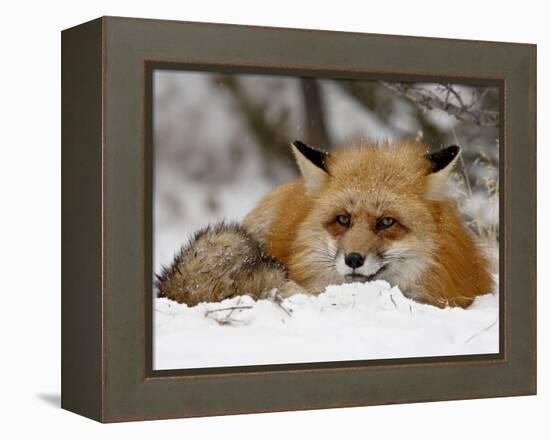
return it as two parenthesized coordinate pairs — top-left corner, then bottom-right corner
(153, 281), (499, 370)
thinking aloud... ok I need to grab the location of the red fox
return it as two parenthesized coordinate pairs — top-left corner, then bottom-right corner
(157, 140), (493, 308)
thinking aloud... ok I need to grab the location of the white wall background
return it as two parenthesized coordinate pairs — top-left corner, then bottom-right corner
(0, 0), (545, 437)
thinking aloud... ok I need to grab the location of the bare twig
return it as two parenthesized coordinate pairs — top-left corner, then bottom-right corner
(205, 298), (254, 326)
(451, 128), (482, 237)
(442, 83), (466, 109)
(204, 305), (253, 317)
(450, 127), (499, 241)
(464, 318), (498, 344)
(381, 82), (499, 127)
(467, 88), (491, 110)
(154, 308), (177, 317)
(267, 291), (293, 317)
(211, 316), (252, 326)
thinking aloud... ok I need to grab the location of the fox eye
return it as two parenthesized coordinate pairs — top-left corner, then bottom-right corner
(336, 214), (351, 226)
(377, 217), (396, 230)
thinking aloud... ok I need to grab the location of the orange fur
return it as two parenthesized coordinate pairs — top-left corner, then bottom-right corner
(244, 141), (493, 308)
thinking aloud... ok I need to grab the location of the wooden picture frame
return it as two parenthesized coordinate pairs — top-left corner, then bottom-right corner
(61, 16), (536, 422)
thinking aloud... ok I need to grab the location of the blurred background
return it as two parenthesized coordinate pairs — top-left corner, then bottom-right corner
(153, 70), (500, 272)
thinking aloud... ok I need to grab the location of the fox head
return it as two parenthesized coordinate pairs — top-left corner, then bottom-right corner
(289, 140), (461, 296)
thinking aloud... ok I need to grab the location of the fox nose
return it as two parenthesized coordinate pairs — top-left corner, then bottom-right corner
(345, 252), (365, 269)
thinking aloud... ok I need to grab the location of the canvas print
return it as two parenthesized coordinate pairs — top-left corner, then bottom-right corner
(152, 69), (500, 370)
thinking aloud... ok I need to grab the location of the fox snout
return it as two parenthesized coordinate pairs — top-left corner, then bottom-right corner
(344, 252), (364, 269)
(336, 251), (386, 282)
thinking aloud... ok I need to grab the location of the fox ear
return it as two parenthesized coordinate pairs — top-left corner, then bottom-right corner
(426, 145), (460, 174)
(425, 145), (460, 200)
(291, 140), (330, 195)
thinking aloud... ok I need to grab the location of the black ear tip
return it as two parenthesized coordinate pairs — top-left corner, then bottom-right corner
(291, 139), (319, 157)
(427, 145), (461, 173)
(291, 140), (329, 173)
(447, 145), (460, 156)
(292, 140), (307, 150)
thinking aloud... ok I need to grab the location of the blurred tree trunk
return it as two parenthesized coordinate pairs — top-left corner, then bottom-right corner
(300, 78), (331, 150)
(213, 75), (295, 174)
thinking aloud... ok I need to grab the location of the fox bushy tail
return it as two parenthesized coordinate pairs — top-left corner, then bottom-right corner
(156, 222), (300, 306)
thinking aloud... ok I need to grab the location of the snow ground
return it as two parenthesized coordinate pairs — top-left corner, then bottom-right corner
(153, 281), (499, 370)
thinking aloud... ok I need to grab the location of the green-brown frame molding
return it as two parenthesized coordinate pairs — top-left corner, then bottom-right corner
(61, 16), (536, 422)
